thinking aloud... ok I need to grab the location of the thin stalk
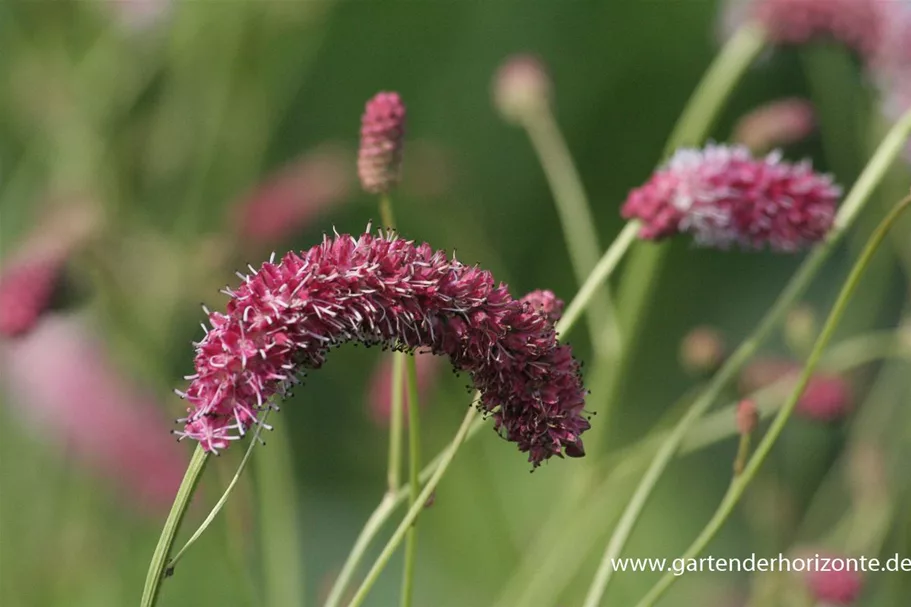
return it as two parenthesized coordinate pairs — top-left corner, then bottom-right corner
(634, 193), (911, 607)
(166, 412), (272, 571)
(581, 108), (911, 607)
(140, 445), (209, 607)
(521, 105), (618, 359)
(345, 405), (479, 607)
(387, 353), (406, 492)
(400, 358), (422, 607)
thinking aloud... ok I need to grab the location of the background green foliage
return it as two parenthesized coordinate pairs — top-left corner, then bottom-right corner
(1, 1), (909, 606)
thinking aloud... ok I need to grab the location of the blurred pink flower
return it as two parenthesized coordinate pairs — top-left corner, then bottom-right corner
(112, 0), (171, 30)
(358, 92), (407, 195)
(621, 144), (840, 251)
(232, 144), (353, 246)
(492, 54), (552, 123)
(0, 314), (186, 513)
(751, 0), (885, 59)
(799, 549), (864, 604)
(732, 98), (816, 153)
(739, 359), (853, 421)
(366, 350), (443, 426)
(0, 202), (99, 338)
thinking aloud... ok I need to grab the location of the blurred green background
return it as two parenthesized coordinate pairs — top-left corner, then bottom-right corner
(1, 1), (910, 606)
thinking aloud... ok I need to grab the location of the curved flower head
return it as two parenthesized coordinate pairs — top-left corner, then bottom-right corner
(621, 144), (840, 251)
(358, 92), (406, 195)
(175, 232), (589, 466)
(750, 0), (885, 59)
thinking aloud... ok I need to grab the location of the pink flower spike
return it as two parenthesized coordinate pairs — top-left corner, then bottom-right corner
(733, 97), (816, 153)
(366, 350), (443, 426)
(358, 92), (407, 195)
(0, 315), (187, 514)
(177, 232), (590, 466)
(751, 0), (886, 59)
(621, 144), (841, 251)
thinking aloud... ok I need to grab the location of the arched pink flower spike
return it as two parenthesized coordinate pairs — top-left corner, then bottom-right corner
(175, 232), (589, 467)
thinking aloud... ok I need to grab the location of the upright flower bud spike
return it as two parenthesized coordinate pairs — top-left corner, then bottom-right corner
(176, 232), (589, 467)
(492, 54), (552, 124)
(621, 144), (841, 251)
(358, 92), (406, 194)
(733, 98), (816, 153)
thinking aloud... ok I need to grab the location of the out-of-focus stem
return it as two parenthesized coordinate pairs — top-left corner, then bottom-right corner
(521, 105), (619, 359)
(400, 358), (422, 607)
(386, 353), (406, 493)
(582, 107), (911, 607)
(634, 193), (911, 607)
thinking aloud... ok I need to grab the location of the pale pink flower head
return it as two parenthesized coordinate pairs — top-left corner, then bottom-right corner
(733, 98), (816, 153)
(679, 326), (726, 376)
(621, 144), (840, 251)
(751, 0), (885, 59)
(798, 549), (864, 604)
(739, 359), (853, 421)
(233, 144), (353, 246)
(492, 54), (552, 124)
(870, 2), (911, 159)
(358, 92), (406, 195)
(0, 314), (186, 513)
(175, 232), (589, 466)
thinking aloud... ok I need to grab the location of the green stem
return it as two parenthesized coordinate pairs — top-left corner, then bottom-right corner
(140, 445), (209, 607)
(345, 405), (479, 607)
(400, 357), (422, 607)
(379, 193), (397, 230)
(498, 331), (906, 607)
(521, 104), (618, 359)
(166, 412), (272, 571)
(633, 193), (911, 607)
(387, 353), (406, 493)
(581, 107), (911, 607)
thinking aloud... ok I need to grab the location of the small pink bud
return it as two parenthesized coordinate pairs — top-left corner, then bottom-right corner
(736, 399), (759, 435)
(679, 326), (726, 376)
(492, 54), (552, 124)
(358, 92), (406, 194)
(733, 98), (815, 153)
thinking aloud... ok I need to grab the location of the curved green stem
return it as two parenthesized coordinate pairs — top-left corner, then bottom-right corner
(400, 357), (422, 607)
(521, 104), (618, 359)
(166, 411), (272, 571)
(140, 445), (209, 607)
(634, 193), (911, 607)
(346, 405), (479, 607)
(582, 108), (911, 607)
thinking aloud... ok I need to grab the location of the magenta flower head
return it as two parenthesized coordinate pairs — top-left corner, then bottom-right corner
(519, 289), (564, 323)
(174, 231), (589, 466)
(751, 0), (885, 59)
(733, 97), (816, 153)
(621, 144), (840, 251)
(358, 92), (406, 195)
